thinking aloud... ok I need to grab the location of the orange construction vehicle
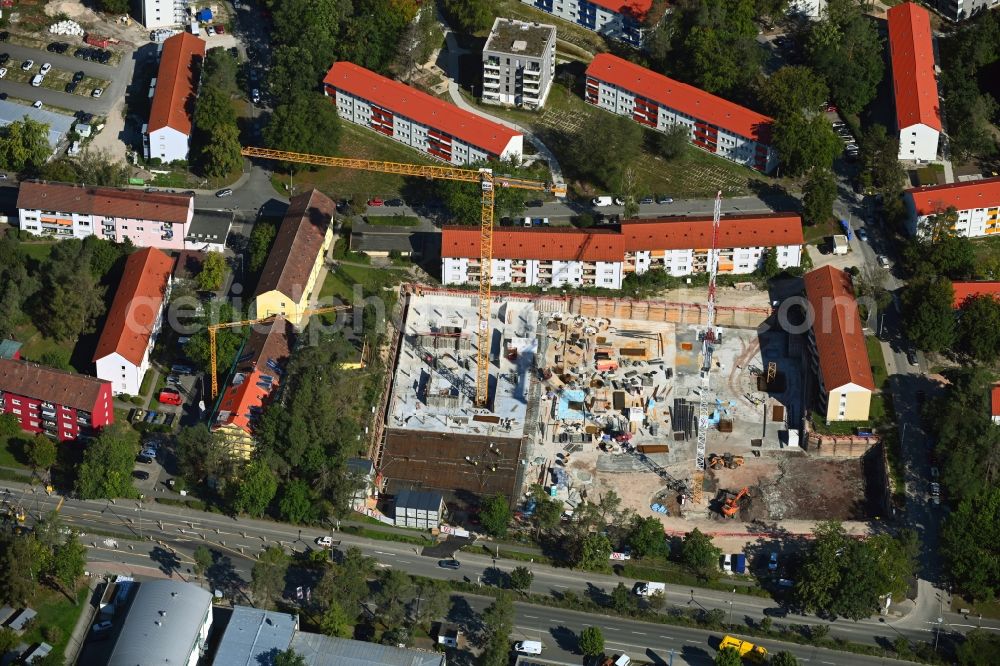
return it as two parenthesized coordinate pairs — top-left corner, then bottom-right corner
(722, 487), (749, 517)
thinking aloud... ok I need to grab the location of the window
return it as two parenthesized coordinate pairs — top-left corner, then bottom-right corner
(11, 399), (19, 406)
(12, 408), (20, 415)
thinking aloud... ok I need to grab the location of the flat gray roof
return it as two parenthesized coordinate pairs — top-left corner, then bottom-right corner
(107, 580), (213, 666)
(485, 17), (556, 59)
(289, 634), (445, 666)
(213, 606), (297, 666)
(0, 101), (74, 150)
(186, 209), (233, 245)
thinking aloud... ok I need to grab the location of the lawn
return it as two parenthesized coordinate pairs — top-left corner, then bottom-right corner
(22, 585), (91, 662)
(319, 269), (355, 302)
(0, 434), (28, 469)
(14, 323), (67, 365)
(865, 336), (889, 389)
(270, 122), (437, 200)
(802, 218), (840, 245)
(19, 242), (57, 262)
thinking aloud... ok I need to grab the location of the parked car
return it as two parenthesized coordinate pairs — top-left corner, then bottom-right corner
(158, 389), (182, 406)
(722, 554), (733, 573)
(368, 197), (384, 206)
(438, 559), (461, 570)
(856, 228), (868, 242)
(171, 364), (194, 374)
(525, 199), (543, 207)
(166, 374), (182, 386)
(877, 255), (890, 268)
(215, 25), (225, 34)
(386, 198), (404, 207)
(767, 552), (778, 572)
(73, 70), (85, 82)
(907, 349), (919, 366)
(91, 621), (113, 635)
(206, 26), (216, 36)
(32, 100), (42, 109)
(39, 62), (51, 75)
(133, 470), (150, 480)
(251, 88), (260, 104)
(21, 59), (34, 71)
(164, 413), (175, 427)
(656, 195), (674, 204)
(0, 54), (8, 65)
(0, 68), (6, 79)
(92, 87), (103, 98)
(136, 454), (154, 465)
(215, 189), (233, 198)
(639, 196), (654, 205)
(64, 81), (77, 93)
(613, 198), (625, 206)
(315, 536), (334, 548)
(30, 74), (43, 87)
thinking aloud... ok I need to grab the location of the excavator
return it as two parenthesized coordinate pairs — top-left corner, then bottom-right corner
(722, 487), (749, 518)
(708, 453), (746, 470)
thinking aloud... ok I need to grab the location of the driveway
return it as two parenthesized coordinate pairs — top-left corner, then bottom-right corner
(0, 42), (135, 116)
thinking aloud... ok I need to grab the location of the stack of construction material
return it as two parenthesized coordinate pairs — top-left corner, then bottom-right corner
(49, 20), (84, 35)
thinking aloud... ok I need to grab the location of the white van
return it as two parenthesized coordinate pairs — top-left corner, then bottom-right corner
(31, 74), (43, 87)
(514, 640), (543, 655)
(593, 196), (614, 207)
(523, 217), (532, 227)
(614, 655), (631, 666)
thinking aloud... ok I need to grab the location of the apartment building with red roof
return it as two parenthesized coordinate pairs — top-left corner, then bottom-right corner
(887, 2), (941, 162)
(213, 317), (294, 458)
(803, 266), (875, 423)
(519, 0), (653, 45)
(441, 213), (803, 289)
(323, 62), (523, 165)
(0, 359), (113, 442)
(902, 176), (1000, 237)
(17, 180), (194, 250)
(144, 32), (206, 164)
(585, 54), (778, 173)
(93, 248), (175, 396)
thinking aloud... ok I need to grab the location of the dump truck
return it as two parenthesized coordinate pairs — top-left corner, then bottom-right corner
(718, 635), (768, 663)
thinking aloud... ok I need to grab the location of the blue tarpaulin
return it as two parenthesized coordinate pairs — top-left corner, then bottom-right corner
(839, 218), (852, 240)
(196, 8), (213, 21)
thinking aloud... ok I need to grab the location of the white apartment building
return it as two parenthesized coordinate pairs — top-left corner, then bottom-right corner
(16, 180), (194, 250)
(789, 0), (827, 19)
(324, 61), (523, 165)
(145, 32), (206, 164)
(519, 0), (650, 45)
(136, 0), (187, 29)
(937, 0), (1000, 21)
(585, 54), (778, 173)
(441, 214), (804, 289)
(888, 3), (941, 162)
(904, 176), (1000, 238)
(93, 248), (174, 396)
(482, 18), (557, 109)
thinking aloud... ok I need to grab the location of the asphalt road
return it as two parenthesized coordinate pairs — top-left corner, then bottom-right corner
(6, 483), (994, 651)
(0, 42), (135, 115)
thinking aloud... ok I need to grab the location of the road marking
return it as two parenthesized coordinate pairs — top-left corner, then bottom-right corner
(631, 631), (645, 635)
(551, 584), (568, 588)
(524, 615), (538, 619)
(685, 639), (699, 643)
(398, 560), (411, 564)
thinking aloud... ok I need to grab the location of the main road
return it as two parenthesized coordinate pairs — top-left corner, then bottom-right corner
(6, 483), (992, 651)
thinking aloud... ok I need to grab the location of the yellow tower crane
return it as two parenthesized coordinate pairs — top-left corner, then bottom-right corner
(208, 305), (352, 398)
(239, 146), (566, 407)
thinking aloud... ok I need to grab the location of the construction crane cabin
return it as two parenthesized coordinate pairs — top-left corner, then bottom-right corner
(231, 147), (565, 408)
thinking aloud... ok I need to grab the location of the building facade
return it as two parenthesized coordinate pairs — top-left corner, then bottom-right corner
(519, 0), (650, 46)
(903, 176), (1000, 237)
(323, 61), (523, 165)
(145, 32), (206, 163)
(16, 180), (194, 250)
(802, 266), (875, 423)
(107, 581), (212, 666)
(887, 3), (941, 162)
(136, 0), (187, 28)
(254, 189), (336, 328)
(93, 248), (175, 396)
(936, 0), (1000, 21)
(441, 214), (803, 289)
(788, 0), (827, 19)
(0, 359), (113, 442)
(213, 317), (294, 458)
(585, 54), (777, 172)
(482, 18), (556, 109)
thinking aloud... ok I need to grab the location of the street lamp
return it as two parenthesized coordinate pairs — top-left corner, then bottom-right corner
(934, 616), (943, 653)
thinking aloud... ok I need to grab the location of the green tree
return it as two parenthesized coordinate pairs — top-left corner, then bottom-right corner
(194, 87), (236, 133)
(807, 12), (884, 115)
(411, 580), (450, 629)
(715, 647), (743, 666)
(759, 66), (828, 119)
(0, 116), (50, 173)
(97, 0), (130, 13)
(942, 488), (1000, 600)
(200, 123), (243, 178)
(234, 460), (279, 517)
(75, 421), (140, 499)
(203, 47), (239, 93)
(760, 248), (781, 281)
(273, 650), (308, 666)
(265, 93), (342, 172)
(434, 157), (538, 224)
(565, 114), (643, 190)
(627, 515), (668, 559)
(197, 251), (227, 291)
(509, 566), (533, 593)
(49, 534), (87, 600)
(193, 545), (213, 578)
(374, 568), (414, 630)
(611, 581), (635, 613)
(679, 528), (721, 579)
(479, 494), (511, 538)
(650, 125), (690, 161)
(440, 0), (494, 33)
(0, 628), (17, 657)
(175, 424), (233, 484)
(957, 295), (1000, 362)
(957, 629), (1000, 666)
(858, 125), (904, 195)
(0, 534), (39, 605)
(579, 626), (605, 657)
(902, 276), (957, 353)
(0, 413), (20, 441)
(250, 545), (289, 609)
(316, 546), (374, 614)
(278, 479), (315, 524)
(183, 302), (245, 377)
(27, 435), (56, 474)
(318, 602), (353, 637)
(772, 113), (841, 177)
(248, 219), (278, 272)
(802, 168), (836, 226)
(481, 592), (514, 666)
(770, 651), (799, 666)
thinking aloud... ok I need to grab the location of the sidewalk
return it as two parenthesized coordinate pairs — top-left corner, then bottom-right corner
(63, 576), (100, 666)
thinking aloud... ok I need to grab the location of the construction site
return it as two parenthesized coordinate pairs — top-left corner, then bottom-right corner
(375, 286), (879, 525)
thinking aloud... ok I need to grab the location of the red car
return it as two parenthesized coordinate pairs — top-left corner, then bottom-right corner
(158, 389), (182, 406)
(368, 197), (384, 206)
(215, 24), (225, 34)
(824, 102), (838, 112)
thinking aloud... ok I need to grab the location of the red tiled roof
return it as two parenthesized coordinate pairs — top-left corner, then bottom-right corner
(586, 54), (774, 144)
(991, 384), (1000, 417)
(215, 317), (293, 436)
(589, 0), (653, 20)
(803, 266), (876, 392)
(256, 189), (334, 300)
(323, 61), (522, 157)
(148, 32), (206, 134)
(907, 176), (1000, 216)
(443, 226), (625, 262)
(887, 2), (941, 132)
(951, 281), (1000, 308)
(93, 248), (174, 366)
(620, 214), (803, 251)
(0, 358), (110, 411)
(17, 180), (192, 223)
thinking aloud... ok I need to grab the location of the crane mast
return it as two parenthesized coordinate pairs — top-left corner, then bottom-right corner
(692, 191), (723, 506)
